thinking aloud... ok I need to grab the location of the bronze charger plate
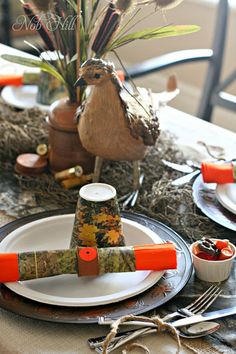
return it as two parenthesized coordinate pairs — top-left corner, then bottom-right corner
(0, 209), (192, 323)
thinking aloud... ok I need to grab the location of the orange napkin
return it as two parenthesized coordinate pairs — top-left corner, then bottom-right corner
(0, 74), (23, 86)
(0, 243), (177, 282)
(201, 161), (236, 184)
(0, 73), (40, 86)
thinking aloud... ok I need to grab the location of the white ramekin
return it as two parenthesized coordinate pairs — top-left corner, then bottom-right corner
(190, 241), (236, 282)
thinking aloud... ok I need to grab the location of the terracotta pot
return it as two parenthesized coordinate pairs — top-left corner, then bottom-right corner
(47, 98), (95, 173)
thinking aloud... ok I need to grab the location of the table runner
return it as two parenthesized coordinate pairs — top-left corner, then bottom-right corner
(0, 100), (235, 353)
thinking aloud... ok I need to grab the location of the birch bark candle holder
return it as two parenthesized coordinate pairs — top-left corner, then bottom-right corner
(70, 183), (126, 248)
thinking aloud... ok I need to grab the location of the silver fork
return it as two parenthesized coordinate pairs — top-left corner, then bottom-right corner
(161, 284), (222, 322)
(88, 285), (222, 353)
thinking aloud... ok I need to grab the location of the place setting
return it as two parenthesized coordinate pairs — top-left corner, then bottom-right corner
(0, 108), (235, 352)
(163, 156), (236, 231)
(0, 44), (69, 112)
(192, 161), (236, 231)
(0, 182), (236, 354)
(0, 98), (235, 354)
(0, 182), (193, 324)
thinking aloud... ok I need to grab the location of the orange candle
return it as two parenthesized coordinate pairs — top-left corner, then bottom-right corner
(201, 161), (235, 184)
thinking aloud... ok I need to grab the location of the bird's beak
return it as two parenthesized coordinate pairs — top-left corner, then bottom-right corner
(74, 77), (87, 87)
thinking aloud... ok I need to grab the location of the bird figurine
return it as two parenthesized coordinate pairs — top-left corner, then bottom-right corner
(75, 58), (177, 205)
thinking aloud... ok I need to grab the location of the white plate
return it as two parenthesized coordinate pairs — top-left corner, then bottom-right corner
(216, 184), (236, 215)
(1, 85), (49, 111)
(0, 215), (164, 307)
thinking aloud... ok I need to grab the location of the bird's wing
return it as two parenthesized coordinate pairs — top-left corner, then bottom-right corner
(119, 87), (160, 146)
(75, 98), (87, 123)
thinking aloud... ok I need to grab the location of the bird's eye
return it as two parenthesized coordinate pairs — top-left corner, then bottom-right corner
(94, 73), (101, 79)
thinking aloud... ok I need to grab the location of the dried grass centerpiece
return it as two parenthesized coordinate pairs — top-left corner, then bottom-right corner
(1, 0), (199, 173)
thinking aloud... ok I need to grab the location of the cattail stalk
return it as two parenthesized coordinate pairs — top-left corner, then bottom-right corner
(23, 3), (55, 51)
(76, 0), (81, 103)
(115, 0), (134, 12)
(92, 3), (121, 56)
(31, 0), (53, 12)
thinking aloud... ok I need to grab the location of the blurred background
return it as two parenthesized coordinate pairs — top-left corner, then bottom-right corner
(0, 0), (235, 132)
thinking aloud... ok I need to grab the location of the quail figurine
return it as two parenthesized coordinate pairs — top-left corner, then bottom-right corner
(75, 58), (176, 205)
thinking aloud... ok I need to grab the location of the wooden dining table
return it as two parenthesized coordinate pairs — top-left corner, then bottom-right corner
(0, 41), (236, 353)
(0, 92), (235, 354)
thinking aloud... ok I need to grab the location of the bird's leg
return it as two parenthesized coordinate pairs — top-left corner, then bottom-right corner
(131, 161), (144, 207)
(133, 160), (140, 191)
(93, 156), (104, 182)
(119, 161), (144, 208)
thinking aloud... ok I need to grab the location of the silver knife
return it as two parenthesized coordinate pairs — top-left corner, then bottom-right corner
(171, 170), (200, 186)
(171, 306), (236, 328)
(162, 159), (194, 173)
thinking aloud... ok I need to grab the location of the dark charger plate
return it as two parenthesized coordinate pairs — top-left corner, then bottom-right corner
(0, 209), (192, 323)
(192, 175), (236, 231)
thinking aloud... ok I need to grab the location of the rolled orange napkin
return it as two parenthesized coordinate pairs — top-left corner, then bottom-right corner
(0, 74), (23, 86)
(0, 73), (40, 86)
(201, 161), (236, 184)
(0, 243), (177, 282)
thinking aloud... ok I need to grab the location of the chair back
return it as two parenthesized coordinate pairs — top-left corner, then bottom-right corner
(126, 0), (235, 122)
(198, 0), (236, 121)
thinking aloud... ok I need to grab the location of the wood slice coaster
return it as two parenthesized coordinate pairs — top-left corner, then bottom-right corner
(15, 153), (48, 176)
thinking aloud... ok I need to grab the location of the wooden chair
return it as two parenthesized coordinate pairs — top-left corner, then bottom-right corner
(0, 0), (36, 53)
(126, 0), (235, 122)
(0, 0), (11, 46)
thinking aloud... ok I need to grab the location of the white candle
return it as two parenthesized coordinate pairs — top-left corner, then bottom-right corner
(79, 183), (116, 202)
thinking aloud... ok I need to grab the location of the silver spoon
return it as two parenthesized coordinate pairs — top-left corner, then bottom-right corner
(178, 321), (220, 338)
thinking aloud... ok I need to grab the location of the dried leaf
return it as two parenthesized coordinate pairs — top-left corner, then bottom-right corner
(109, 25), (200, 50)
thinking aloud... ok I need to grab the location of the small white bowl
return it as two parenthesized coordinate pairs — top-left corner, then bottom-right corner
(190, 241), (236, 282)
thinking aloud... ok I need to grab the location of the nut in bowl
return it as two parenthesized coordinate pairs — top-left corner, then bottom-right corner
(190, 238), (236, 282)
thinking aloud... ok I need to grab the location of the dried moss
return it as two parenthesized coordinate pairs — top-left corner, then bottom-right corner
(0, 100), (234, 242)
